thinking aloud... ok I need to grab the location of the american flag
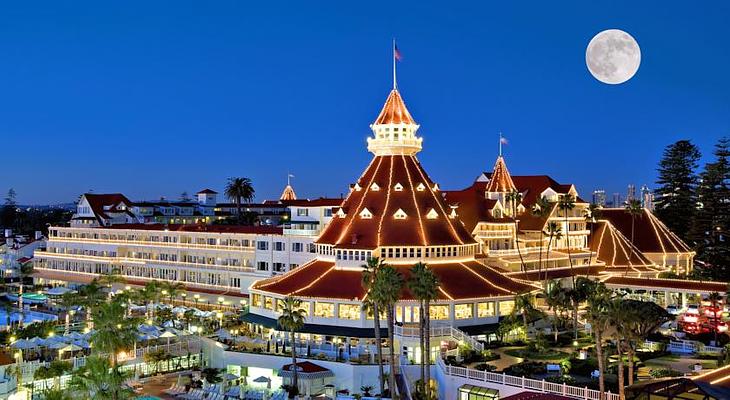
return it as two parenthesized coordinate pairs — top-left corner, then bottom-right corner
(394, 44), (403, 61)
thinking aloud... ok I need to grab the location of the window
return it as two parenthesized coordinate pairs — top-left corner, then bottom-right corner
(292, 242), (303, 252)
(426, 208), (438, 219)
(264, 297), (274, 310)
(252, 293), (262, 307)
(297, 208), (309, 217)
(257, 241), (269, 251)
(324, 208), (333, 217)
(499, 300), (515, 316)
(256, 261), (268, 271)
(394, 183), (404, 191)
(289, 263), (299, 269)
(359, 208), (373, 219)
(416, 183), (426, 191)
(394, 209), (407, 219)
(274, 242), (285, 251)
(430, 305), (450, 320)
(455, 304), (473, 319)
(314, 302), (335, 318)
(338, 304), (360, 320)
(273, 262), (285, 272)
(371, 183), (380, 191)
(477, 302), (495, 318)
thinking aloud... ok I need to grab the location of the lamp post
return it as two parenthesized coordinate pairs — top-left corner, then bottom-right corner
(193, 294), (200, 308)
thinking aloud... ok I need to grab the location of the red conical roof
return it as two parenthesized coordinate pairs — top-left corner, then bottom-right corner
(373, 89), (416, 125)
(484, 156), (517, 193)
(316, 155), (476, 249)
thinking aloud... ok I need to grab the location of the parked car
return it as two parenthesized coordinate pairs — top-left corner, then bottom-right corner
(666, 305), (681, 315)
(686, 304), (700, 315)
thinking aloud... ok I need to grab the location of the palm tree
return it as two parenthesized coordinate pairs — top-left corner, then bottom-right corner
(68, 355), (134, 400)
(225, 177), (255, 224)
(97, 267), (124, 299)
(16, 260), (34, 328)
(408, 263), (439, 399)
(361, 257), (385, 396)
(407, 262), (428, 388)
(543, 280), (566, 342)
(58, 292), (80, 334)
(373, 264), (403, 396)
(607, 298), (630, 400)
(624, 199), (643, 244)
(90, 299), (138, 368)
(583, 203), (602, 269)
(543, 222), (562, 284)
(532, 196), (552, 280)
(624, 300), (671, 386)
(39, 388), (73, 400)
(506, 190), (527, 272)
(558, 194), (576, 285)
(161, 281), (185, 305)
(708, 292), (723, 345)
(137, 281), (161, 320)
(277, 296), (307, 399)
(583, 280), (612, 399)
(512, 292), (537, 337)
(79, 281), (105, 329)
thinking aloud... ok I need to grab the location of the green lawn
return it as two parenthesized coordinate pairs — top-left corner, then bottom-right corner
(504, 347), (571, 361)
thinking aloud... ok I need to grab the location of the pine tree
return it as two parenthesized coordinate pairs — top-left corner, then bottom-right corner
(690, 138), (730, 280)
(0, 188), (18, 228)
(654, 140), (701, 242)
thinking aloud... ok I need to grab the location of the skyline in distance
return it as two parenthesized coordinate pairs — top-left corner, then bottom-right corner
(0, 1), (728, 204)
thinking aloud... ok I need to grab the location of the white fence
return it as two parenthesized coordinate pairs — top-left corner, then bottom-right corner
(395, 324), (484, 351)
(436, 357), (619, 400)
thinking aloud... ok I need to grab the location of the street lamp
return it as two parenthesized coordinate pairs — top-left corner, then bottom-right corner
(193, 294), (200, 307)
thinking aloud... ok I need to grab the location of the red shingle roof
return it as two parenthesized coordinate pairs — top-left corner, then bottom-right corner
(588, 221), (657, 269)
(599, 209), (692, 254)
(253, 259), (535, 300)
(316, 155), (476, 249)
(373, 89), (416, 125)
(484, 156), (516, 193)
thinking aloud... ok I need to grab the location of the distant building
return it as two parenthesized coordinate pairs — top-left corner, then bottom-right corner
(641, 184), (655, 211)
(612, 192), (622, 207)
(627, 184), (636, 202)
(592, 189), (606, 206)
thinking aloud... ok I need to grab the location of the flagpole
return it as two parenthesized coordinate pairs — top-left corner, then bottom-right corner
(392, 38), (397, 90)
(499, 132), (503, 157)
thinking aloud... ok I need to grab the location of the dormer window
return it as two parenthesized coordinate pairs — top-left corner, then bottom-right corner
(336, 208), (347, 218)
(393, 209), (407, 220)
(371, 183), (380, 191)
(426, 208), (438, 219)
(394, 183), (404, 191)
(359, 208), (373, 219)
(450, 208), (458, 219)
(416, 183), (426, 192)
(432, 183), (440, 191)
(353, 183), (362, 192)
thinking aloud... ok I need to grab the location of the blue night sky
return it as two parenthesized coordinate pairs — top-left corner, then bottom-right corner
(1, 1), (728, 204)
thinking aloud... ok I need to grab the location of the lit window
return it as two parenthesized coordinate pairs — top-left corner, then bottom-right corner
(353, 183), (362, 192)
(394, 183), (404, 191)
(336, 208), (346, 218)
(371, 183), (380, 191)
(430, 305), (450, 320)
(477, 302), (495, 318)
(314, 302), (335, 318)
(499, 300), (515, 316)
(264, 297), (273, 310)
(394, 209), (407, 219)
(432, 183), (440, 191)
(426, 208), (438, 219)
(416, 183), (426, 192)
(252, 293), (262, 307)
(359, 208), (373, 219)
(338, 304), (360, 320)
(455, 304), (473, 319)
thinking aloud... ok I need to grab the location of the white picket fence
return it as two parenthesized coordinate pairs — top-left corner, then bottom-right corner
(436, 357), (619, 400)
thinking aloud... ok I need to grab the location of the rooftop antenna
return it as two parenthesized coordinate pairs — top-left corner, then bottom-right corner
(499, 132), (503, 157)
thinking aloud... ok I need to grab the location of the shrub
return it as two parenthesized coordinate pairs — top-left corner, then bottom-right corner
(474, 363), (497, 372)
(650, 368), (682, 378)
(503, 361), (545, 377)
(545, 375), (577, 385)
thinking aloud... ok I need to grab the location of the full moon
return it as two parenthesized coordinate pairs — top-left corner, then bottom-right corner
(586, 29), (641, 84)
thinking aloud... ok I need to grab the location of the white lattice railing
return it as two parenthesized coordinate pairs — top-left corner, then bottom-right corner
(395, 325), (483, 351)
(437, 357), (619, 400)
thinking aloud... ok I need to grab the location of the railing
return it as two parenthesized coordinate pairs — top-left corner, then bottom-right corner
(47, 236), (257, 252)
(475, 230), (513, 238)
(395, 325), (483, 351)
(436, 357), (618, 400)
(36, 251), (257, 273)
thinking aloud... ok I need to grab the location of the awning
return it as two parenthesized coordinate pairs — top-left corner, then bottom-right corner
(241, 312), (387, 338)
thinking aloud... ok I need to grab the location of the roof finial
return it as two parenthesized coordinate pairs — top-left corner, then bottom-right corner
(287, 172), (294, 186)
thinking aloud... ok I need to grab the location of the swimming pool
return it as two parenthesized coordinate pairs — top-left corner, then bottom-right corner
(137, 396), (161, 400)
(6, 293), (49, 303)
(0, 310), (57, 327)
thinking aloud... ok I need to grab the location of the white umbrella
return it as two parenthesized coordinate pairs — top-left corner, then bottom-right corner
(215, 329), (231, 339)
(45, 287), (74, 296)
(172, 306), (188, 314)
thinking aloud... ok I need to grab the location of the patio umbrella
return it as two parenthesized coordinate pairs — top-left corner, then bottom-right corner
(172, 306), (188, 314)
(253, 376), (271, 389)
(28, 337), (47, 347)
(66, 332), (83, 340)
(60, 343), (82, 353)
(11, 339), (36, 350)
(159, 330), (177, 346)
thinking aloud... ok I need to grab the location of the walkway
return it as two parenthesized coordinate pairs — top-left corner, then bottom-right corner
(488, 347), (524, 371)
